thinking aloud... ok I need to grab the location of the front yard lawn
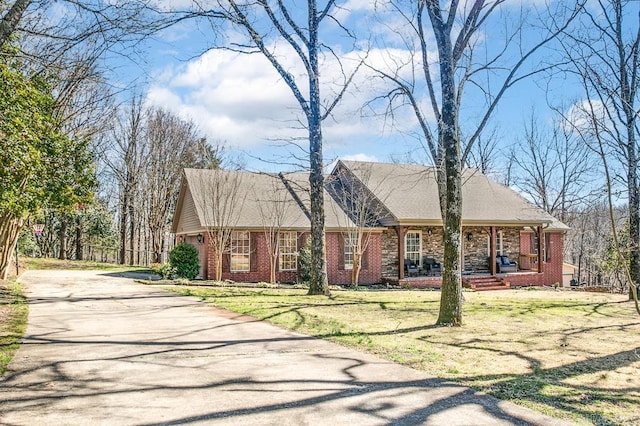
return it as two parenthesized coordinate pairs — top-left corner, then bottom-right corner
(165, 285), (639, 426)
(0, 278), (27, 376)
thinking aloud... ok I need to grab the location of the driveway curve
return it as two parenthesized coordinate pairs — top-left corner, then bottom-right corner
(1, 270), (569, 425)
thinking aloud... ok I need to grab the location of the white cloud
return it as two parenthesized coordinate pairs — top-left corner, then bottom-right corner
(563, 99), (608, 136)
(145, 43), (423, 156)
(340, 153), (379, 162)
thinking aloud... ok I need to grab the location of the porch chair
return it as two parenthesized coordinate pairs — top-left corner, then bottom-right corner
(404, 259), (419, 276)
(423, 257), (442, 275)
(496, 255), (518, 273)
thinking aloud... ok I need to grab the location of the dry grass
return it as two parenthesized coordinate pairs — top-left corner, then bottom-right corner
(166, 285), (640, 426)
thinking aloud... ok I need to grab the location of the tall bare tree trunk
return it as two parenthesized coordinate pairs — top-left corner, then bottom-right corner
(119, 191), (128, 264)
(0, 215), (23, 280)
(436, 59), (463, 325)
(627, 138), (639, 300)
(75, 214), (83, 260)
(426, 4), (463, 325)
(0, 0), (31, 46)
(58, 215), (68, 260)
(128, 202), (135, 266)
(307, 7), (329, 296)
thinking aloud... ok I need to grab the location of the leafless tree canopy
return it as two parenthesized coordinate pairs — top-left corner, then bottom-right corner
(558, 0), (640, 306)
(365, 0), (583, 325)
(101, 99), (216, 266)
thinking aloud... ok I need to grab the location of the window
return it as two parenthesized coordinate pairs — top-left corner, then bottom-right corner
(231, 231), (250, 271)
(487, 231), (503, 256)
(279, 232), (297, 271)
(405, 231), (422, 267)
(344, 234), (355, 270)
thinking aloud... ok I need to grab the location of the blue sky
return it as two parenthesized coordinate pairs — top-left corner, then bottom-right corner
(111, 1), (598, 173)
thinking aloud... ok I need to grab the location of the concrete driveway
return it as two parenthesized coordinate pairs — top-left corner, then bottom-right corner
(0, 270), (569, 425)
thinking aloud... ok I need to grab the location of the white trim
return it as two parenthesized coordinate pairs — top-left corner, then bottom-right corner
(405, 230), (422, 267)
(344, 233), (355, 270)
(231, 231), (250, 272)
(278, 231), (298, 271)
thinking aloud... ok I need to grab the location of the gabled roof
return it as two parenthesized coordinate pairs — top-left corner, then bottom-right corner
(337, 160), (569, 230)
(173, 160), (569, 235)
(278, 172), (357, 229)
(172, 168), (357, 233)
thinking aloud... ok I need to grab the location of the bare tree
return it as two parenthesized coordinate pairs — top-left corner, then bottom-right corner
(512, 111), (596, 222)
(190, 169), (247, 282)
(145, 108), (205, 263)
(0, 0), (30, 46)
(465, 128), (500, 176)
(255, 174), (295, 284)
(166, 1), (366, 296)
(369, 1), (583, 325)
(47, 51), (116, 261)
(559, 0), (640, 302)
(326, 162), (390, 285)
(102, 95), (147, 265)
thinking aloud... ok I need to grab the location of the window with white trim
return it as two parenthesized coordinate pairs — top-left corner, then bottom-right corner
(279, 232), (297, 271)
(231, 231), (250, 271)
(344, 233), (355, 270)
(405, 231), (422, 267)
(487, 231), (504, 256)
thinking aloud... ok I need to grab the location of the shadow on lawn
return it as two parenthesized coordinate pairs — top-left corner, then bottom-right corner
(413, 333), (640, 426)
(167, 284), (640, 424)
(0, 328), (549, 426)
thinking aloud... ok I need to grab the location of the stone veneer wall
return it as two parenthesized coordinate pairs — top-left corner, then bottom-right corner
(382, 226), (523, 278)
(381, 228), (399, 279)
(463, 227), (520, 272)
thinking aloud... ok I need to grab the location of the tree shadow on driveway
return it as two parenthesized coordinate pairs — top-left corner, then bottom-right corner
(0, 285), (562, 426)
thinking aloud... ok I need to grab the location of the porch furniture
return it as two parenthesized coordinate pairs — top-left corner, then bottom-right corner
(423, 257), (442, 275)
(495, 255), (518, 273)
(404, 259), (419, 276)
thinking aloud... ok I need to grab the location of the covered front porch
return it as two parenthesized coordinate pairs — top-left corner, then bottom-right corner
(382, 224), (549, 289)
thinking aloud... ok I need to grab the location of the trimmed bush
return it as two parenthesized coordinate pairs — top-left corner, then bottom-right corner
(169, 243), (200, 280)
(152, 263), (176, 280)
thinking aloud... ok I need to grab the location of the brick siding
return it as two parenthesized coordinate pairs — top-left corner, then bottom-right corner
(192, 228), (564, 287)
(326, 232), (383, 285)
(201, 230), (382, 285)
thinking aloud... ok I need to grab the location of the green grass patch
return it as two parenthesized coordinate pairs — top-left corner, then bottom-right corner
(0, 278), (28, 376)
(164, 285), (640, 425)
(24, 257), (151, 273)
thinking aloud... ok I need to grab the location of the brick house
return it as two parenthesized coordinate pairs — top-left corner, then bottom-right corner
(172, 160), (568, 288)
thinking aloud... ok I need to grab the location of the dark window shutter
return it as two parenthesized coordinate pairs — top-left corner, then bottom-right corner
(222, 252), (230, 273)
(362, 242), (369, 270)
(338, 233), (345, 271)
(250, 233), (258, 272)
(274, 233), (280, 272)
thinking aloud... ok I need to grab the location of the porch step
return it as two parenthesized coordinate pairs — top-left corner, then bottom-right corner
(463, 276), (510, 291)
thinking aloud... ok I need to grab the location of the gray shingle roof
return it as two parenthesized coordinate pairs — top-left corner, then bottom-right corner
(174, 161), (569, 234)
(338, 160), (569, 230)
(180, 168), (355, 231)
